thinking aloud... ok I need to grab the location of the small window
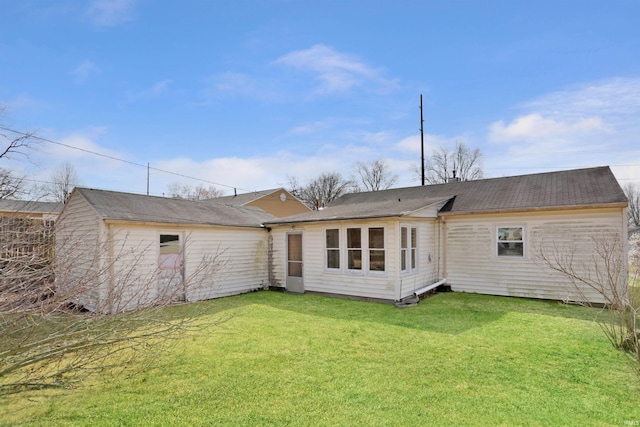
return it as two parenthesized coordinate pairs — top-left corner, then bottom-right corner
(401, 226), (418, 273)
(497, 227), (524, 257)
(347, 228), (362, 270)
(159, 234), (181, 269)
(400, 227), (408, 271)
(325, 228), (340, 269)
(410, 227), (417, 269)
(368, 227), (385, 272)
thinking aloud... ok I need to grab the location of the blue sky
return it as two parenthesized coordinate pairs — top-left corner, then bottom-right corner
(1, 0), (639, 197)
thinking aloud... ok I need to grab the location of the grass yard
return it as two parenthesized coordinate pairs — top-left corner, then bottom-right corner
(3, 291), (640, 426)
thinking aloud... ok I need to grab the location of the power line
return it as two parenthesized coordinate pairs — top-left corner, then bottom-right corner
(0, 126), (254, 193)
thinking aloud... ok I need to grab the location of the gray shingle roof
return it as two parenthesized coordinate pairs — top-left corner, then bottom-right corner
(0, 199), (63, 214)
(207, 188), (281, 206)
(73, 188), (276, 228)
(266, 167), (627, 225)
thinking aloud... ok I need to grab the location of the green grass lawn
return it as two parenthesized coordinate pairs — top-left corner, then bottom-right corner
(3, 291), (640, 426)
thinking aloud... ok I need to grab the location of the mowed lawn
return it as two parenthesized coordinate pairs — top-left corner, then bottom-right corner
(3, 291), (640, 426)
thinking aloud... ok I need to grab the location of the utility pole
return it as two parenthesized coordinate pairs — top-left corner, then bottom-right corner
(420, 94), (425, 186)
(147, 163), (150, 195)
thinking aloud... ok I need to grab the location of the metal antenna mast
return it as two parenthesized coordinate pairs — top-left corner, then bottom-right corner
(420, 94), (425, 186)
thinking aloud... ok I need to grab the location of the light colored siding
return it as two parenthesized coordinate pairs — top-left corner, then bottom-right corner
(105, 223), (269, 311)
(397, 218), (441, 299)
(55, 193), (104, 311)
(445, 208), (627, 304)
(271, 217), (443, 301)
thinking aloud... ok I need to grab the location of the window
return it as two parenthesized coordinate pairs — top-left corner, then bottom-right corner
(368, 227), (385, 272)
(400, 227), (408, 271)
(325, 228), (340, 269)
(401, 226), (418, 273)
(497, 227), (524, 257)
(347, 228), (362, 270)
(410, 227), (417, 269)
(159, 234), (181, 269)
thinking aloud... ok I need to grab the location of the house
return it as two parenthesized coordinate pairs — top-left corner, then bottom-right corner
(0, 199), (63, 222)
(0, 199), (62, 263)
(55, 188), (276, 313)
(264, 166), (628, 305)
(56, 166), (628, 312)
(207, 188), (310, 218)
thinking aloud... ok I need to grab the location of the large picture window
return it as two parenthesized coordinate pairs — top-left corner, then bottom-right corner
(368, 227), (385, 272)
(347, 228), (362, 270)
(497, 227), (524, 257)
(325, 228), (340, 269)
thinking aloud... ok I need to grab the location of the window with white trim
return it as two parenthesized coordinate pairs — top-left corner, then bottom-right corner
(347, 228), (362, 270)
(497, 226), (524, 257)
(325, 228), (340, 269)
(368, 227), (385, 272)
(401, 226), (418, 273)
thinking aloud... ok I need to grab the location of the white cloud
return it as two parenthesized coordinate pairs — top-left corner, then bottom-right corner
(124, 79), (173, 103)
(275, 44), (398, 96)
(71, 60), (99, 83)
(488, 114), (606, 143)
(0, 94), (40, 111)
(86, 0), (134, 26)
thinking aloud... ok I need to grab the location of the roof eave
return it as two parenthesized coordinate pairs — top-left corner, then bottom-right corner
(437, 202), (628, 217)
(103, 218), (266, 229)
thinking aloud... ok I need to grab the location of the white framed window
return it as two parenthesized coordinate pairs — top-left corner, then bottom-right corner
(401, 226), (418, 273)
(347, 228), (362, 271)
(368, 227), (385, 272)
(497, 226), (525, 257)
(325, 228), (340, 270)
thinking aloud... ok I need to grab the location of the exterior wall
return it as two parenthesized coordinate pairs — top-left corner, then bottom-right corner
(55, 193), (104, 311)
(270, 217), (440, 301)
(444, 207), (627, 304)
(105, 223), (269, 311)
(246, 190), (310, 218)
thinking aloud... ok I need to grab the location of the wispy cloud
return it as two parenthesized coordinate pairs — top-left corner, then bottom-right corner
(124, 79), (173, 103)
(275, 44), (399, 96)
(483, 77), (640, 182)
(71, 60), (99, 83)
(86, 0), (135, 27)
(0, 94), (40, 111)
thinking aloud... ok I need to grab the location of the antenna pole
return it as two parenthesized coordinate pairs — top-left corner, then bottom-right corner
(420, 94), (425, 186)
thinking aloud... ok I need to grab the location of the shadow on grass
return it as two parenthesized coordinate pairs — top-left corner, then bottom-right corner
(228, 289), (602, 336)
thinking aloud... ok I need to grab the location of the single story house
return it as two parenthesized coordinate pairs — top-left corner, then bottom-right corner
(0, 199), (63, 222)
(265, 166), (628, 305)
(56, 166), (628, 312)
(56, 187), (275, 313)
(207, 188), (310, 218)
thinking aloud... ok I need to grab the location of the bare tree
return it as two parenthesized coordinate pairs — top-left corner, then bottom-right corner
(420, 141), (483, 184)
(0, 126), (37, 200)
(167, 182), (224, 200)
(354, 159), (398, 192)
(287, 172), (353, 210)
(536, 233), (639, 366)
(0, 169), (25, 200)
(624, 183), (640, 227)
(47, 162), (81, 203)
(0, 217), (230, 394)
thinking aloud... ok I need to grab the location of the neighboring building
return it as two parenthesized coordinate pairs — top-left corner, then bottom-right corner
(56, 188), (275, 313)
(207, 188), (309, 218)
(56, 167), (629, 312)
(265, 167), (628, 305)
(0, 199), (63, 222)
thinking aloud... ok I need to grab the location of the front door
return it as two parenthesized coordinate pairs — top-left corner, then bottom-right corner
(286, 232), (304, 293)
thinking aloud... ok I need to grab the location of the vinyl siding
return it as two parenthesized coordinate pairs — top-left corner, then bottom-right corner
(105, 223), (269, 311)
(55, 192), (105, 311)
(445, 208), (627, 304)
(271, 218), (441, 301)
